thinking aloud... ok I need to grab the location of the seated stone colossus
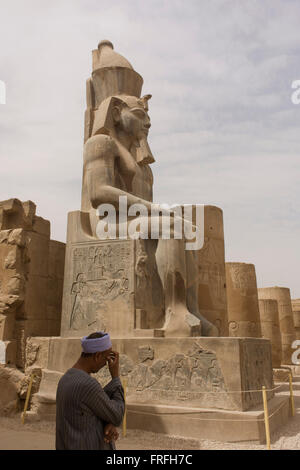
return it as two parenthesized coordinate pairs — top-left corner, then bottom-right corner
(61, 40), (227, 339)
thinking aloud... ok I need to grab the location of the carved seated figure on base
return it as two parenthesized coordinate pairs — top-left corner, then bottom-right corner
(61, 41), (224, 339)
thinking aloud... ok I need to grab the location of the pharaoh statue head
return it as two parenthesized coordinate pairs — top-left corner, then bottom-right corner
(84, 40), (155, 164)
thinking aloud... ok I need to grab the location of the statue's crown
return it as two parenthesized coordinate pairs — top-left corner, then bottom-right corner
(90, 40), (143, 108)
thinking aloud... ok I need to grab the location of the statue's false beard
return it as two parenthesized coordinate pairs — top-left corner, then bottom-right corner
(135, 136), (155, 165)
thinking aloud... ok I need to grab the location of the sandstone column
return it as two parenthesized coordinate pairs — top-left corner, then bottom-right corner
(195, 206), (228, 336)
(226, 262), (261, 337)
(258, 299), (282, 367)
(292, 299), (300, 340)
(258, 287), (296, 365)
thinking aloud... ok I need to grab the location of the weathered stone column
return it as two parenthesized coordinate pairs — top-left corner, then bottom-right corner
(292, 299), (300, 340)
(195, 206), (228, 336)
(258, 299), (282, 367)
(226, 262), (261, 337)
(258, 287), (296, 365)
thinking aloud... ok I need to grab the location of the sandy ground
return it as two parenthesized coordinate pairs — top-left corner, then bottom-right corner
(0, 379), (299, 451)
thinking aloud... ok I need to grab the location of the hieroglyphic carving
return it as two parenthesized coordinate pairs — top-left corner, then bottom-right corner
(197, 239), (226, 306)
(228, 320), (257, 336)
(231, 265), (256, 292)
(138, 346), (154, 362)
(241, 339), (274, 407)
(97, 342), (233, 409)
(69, 241), (133, 330)
(135, 242), (149, 295)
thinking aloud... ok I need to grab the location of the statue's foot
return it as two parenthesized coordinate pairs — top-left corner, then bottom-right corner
(154, 305), (202, 338)
(204, 322), (219, 337)
(197, 315), (219, 337)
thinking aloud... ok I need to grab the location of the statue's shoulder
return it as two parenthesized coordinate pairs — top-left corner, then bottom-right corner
(84, 134), (118, 164)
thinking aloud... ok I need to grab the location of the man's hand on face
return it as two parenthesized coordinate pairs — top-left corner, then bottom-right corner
(107, 351), (119, 378)
(104, 423), (119, 443)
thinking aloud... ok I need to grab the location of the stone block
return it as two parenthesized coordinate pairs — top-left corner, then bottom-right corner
(26, 232), (49, 277)
(61, 237), (135, 338)
(32, 216), (50, 237)
(48, 240), (65, 280)
(0, 365), (24, 414)
(27, 336), (274, 413)
(126, 395), (289, 443)
(25, 337), (51, 373)
(0, 200), (65, 368)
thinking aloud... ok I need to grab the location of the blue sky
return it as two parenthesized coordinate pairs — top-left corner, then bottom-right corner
(0, 0), (299, 297)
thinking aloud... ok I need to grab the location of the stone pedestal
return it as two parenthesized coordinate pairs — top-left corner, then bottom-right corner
(24, 335), (290, 442)
(258, 299), (282, 368)
(226, 263), (261, 338)
(126, 395), (289, 443)
(258, 287), (296, 365)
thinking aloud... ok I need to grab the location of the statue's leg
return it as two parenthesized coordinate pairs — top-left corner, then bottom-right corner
(154, 238), (202, 337)
(120, 213), (218, 337)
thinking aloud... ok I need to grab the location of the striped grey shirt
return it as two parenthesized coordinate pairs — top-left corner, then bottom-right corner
(55, 368), (125, 450)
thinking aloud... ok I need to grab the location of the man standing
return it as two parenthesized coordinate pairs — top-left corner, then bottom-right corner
(55, 331), (125, 450)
